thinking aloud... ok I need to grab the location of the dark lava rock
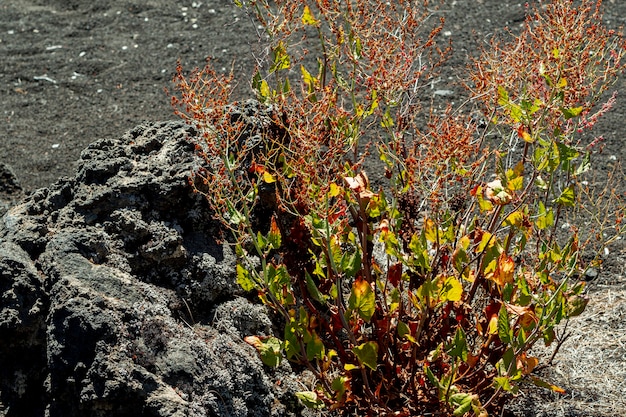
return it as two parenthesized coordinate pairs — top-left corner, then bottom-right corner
(0, 121), (308, 417)
(0, 163), (23, 217)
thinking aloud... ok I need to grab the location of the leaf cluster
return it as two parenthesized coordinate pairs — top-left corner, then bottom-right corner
(171, 0), (625, 415)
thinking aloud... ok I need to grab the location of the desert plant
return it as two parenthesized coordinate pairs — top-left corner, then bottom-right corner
(171, 0), (625, 415)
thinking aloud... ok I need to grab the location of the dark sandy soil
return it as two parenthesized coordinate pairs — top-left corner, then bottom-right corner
(1, 1), (625, 416)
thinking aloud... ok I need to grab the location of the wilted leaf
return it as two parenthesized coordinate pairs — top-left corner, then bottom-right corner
(493, 253), (515, 286)
(484, 179), (512, 205)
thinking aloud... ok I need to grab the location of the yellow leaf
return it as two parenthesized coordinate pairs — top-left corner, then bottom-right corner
(424, 218), (438, 243)
(492, 253), (515, 286)
(504, 210), (524, 227)
(488, 315), (498, 335)
(328, 182), (342, 198)
(301, 5), (319, 25)
(263, 171), (276, 183)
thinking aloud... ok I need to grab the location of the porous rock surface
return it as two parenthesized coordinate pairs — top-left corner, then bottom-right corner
(0, 120), (307, 417)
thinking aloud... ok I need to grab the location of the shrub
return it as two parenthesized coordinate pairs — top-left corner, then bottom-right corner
(171, 0), (625, 415)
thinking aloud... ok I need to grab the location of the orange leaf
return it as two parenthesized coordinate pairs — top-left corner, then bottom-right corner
(492, 253), (515, 286)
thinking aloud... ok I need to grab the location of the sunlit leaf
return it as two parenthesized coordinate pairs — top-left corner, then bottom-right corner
(530, 376), (566, 394)
(440, 276), (463, 302)
(244, 335), (283, 367)
(270, 41), (291, 72)
(328, 182), (342, 198)
(295, 391), (325, 409)
(348, 278), (375, 322)
(301, 5), (319, 25)
(236, 264), (257, 292)
(493, 253), (515, 287)
(267, 216), (281, 249)
(353, 341), (378, 370)
(449, 393), (477, 416)
(553, 186), (575, 207)
(536, 201), (554, 229)
(560, 106), (583, 119)
(498, 305), (512, 344)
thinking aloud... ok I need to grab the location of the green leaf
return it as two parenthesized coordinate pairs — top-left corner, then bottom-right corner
(566, 294), (589, 317)
(575, 152), (591, 176)
(381, 108), (394, 128)
(348, 278), (375, 322)
(236, 264), (257, 292)
(493, 376), (515, 392)
(305, 271), (326, 303)
(530, 376), (566, 394)
(295, 391), (325, 409)
(397, 320), (416, 343)
(449, 393), (475, 416)
(536, 201), (554, 230)
(498, 305), (512, 344)
(440, 276), (463, 302)
(267, 217), (282, 249)
(306, 332), (325, 361)
(353, 341), (378, 370)
(270, 41), (291, 72)
(447, 327), (468, 361)
(226, 200), (246, 225)
(560, 106), (583, 119)
(331, 376), (350, 402)
(553, 186), (576, 207)
(244, 336), (283, 367)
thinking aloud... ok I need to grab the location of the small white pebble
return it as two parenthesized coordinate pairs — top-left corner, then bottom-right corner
(192, 24), (198, 29)
(122, 45), (128, 50)
(33, 29), (39, 33)
(604, 247), (610, 256)
(7, 30), (15, 35)
(444, 31), (452, 36)
(51, 144), (60, 149)
(167, 43), (174, 48)
(609, 155), (617, 161)
(209, 8), (216, 14)
(97, 89), (103, 93)
(116, 10), (121, 15)
(79, 51), (86, 57)
(144, 17), (149, 22)
(133, 44), (138, 48)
